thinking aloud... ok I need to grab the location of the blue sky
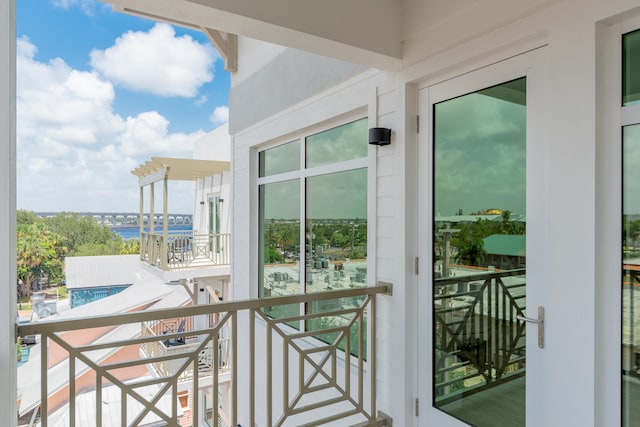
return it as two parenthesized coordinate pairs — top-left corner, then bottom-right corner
(16, 0), (230, 212)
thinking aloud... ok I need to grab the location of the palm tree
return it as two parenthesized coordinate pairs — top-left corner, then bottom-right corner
(16, 223), (67, 298)
(16, 224), (46, 298)
(120, 239), (140, 255)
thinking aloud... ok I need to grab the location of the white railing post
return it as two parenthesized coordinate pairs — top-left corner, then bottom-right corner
(40, 334), (48, 427)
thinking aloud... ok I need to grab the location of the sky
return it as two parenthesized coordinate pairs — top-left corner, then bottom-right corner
(16, 0), (230, 214)
(434, 85), (527, 217)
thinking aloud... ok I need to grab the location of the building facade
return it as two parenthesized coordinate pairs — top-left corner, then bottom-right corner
(5, 0), (640, 426)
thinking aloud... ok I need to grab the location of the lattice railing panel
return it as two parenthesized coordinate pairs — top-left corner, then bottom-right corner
(18, 285), (392, 427)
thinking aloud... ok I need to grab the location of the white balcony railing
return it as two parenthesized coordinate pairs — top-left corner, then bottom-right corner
(140, 319), (231, 382)
(17, 285), (392, 427)
(140, 231), (231, 272)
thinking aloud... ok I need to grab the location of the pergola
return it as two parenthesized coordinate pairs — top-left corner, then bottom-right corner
(131, 157), (230, 238)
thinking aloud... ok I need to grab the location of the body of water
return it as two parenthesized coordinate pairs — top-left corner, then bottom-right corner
(112, 225), (193, 240)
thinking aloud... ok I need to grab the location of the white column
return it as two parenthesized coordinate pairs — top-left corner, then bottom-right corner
(1, 0), (17, 425)
(139, 185), (144, 238)
(150, 183), (155, 233)
(163, 177), (168, 238)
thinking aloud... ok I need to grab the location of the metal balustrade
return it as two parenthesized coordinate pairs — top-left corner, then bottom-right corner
(140, 231), (231, 271)
(16, 284), (392, 427)
(434, 269), (526, 404)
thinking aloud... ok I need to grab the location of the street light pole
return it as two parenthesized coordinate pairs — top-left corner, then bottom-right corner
(350, 222), (356, 256)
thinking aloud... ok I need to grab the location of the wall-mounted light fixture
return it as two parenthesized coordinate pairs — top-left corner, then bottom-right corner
(369, 127), (391, 146)
(200, 201), (205, 205)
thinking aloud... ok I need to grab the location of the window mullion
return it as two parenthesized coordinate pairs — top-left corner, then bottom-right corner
(300, 137), (307, 328)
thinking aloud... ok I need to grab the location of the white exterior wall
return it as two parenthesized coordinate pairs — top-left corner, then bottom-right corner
(228, 1), (640, 426)
(1, 0), (16, 423)
(192, 171), (231, 237)
(3, 0), (640, 424)
(231, 61), (408, 423)
(233, 37), (287, 86)
(192, 123), (231, 162)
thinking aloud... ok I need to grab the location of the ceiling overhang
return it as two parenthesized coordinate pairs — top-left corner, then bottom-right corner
(102, 0), (402, 69)
(131, 157), (231, 186)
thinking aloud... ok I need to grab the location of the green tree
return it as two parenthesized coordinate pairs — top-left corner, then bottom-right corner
(17, 209), (41, 225)
(454, 233), (486, 266)
(46, 213), (114, 253)
(16, 211), (134, 300)
(120, 239), (140, 255)
(16, 223), (67, 298)
(73, 239), (126, 256)
(264, 247), (283, 263)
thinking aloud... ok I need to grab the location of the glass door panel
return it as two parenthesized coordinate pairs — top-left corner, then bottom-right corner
(432, 78), (527, 426)
(623, 27), (640, 427)
(209, 195), (222, 253)
(623, 124), (640, 426)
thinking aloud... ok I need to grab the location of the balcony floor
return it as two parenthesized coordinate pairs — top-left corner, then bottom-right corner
(438, 376), (640, 426)
(438, 377), (525, 427)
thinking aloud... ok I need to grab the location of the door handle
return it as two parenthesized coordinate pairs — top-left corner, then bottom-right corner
(517, 305), (544, 349)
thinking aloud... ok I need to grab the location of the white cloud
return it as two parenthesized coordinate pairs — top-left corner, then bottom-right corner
(17, 36), (122, 148)
(90, 23), (216, 97)
(51, 0), (103, 16)
(120, 111), (205, 158)
(17, 37), (204, 212)
(195, 95), (208, 106)
(210, 105), (229, 124)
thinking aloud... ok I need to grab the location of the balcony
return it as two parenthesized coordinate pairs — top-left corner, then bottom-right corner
(17, 284), (392, 427)
(140, 231), (231, 274)
(140, 316), (232, 384)
(131, 157), (231, 280)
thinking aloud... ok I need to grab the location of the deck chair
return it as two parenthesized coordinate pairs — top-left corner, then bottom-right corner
(163, 319), (186, 346)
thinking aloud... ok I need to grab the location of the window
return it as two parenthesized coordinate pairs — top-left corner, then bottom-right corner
(257, 118), (368, 327)
(622, 28), (640, 427)
(623, 29), (640, 106)
(209, 195), (222, 252)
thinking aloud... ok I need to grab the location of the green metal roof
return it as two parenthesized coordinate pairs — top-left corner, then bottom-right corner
(483, 234), (526, 257)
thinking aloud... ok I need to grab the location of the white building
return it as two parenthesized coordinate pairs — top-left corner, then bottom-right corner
(5, 0), (640, 426)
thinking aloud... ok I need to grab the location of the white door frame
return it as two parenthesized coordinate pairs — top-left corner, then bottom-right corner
(417, 48), (547, 427)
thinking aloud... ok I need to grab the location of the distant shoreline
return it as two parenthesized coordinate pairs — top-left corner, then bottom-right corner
(112, 225), (193, 240)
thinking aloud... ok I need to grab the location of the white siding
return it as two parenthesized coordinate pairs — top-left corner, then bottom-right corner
(193, 171), (232, 237)
(0, 0), (16, 423)
(226, 2), (640, 424)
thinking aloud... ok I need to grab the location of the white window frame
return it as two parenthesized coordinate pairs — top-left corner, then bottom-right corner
(597, 12), (640, 426)
(256, 116), (370, 298)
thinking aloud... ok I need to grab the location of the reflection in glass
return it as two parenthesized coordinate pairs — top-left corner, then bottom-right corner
(305, 168), (367, 292)
(306, 118), (368, 168)
(259, 140), (300, 177)
(623, 124), (640, 427)
(433, 78), (527, 426)
(259, 179), (301, 322)
(305, 168), (367, 356)
(257, 119), (369, 348)
(624, 30), (640, 106)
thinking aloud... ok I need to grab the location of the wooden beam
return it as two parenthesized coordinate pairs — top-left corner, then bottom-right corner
(203, 28), (237, 72)
(137, 167), (167, 187)
(105, 0), (401, 69)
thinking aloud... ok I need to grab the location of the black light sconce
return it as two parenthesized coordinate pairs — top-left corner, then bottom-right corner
(200, 201), (205, 205)
(369, 127), (391, 146)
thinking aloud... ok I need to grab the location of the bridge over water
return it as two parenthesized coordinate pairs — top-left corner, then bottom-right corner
(36, 212), (193, 227)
